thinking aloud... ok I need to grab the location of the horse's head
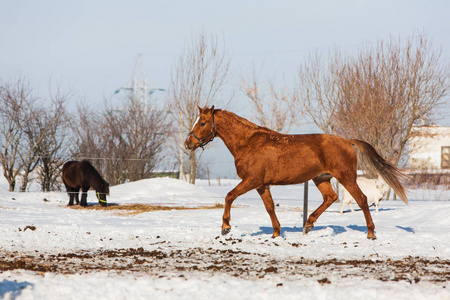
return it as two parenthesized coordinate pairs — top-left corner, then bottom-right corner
(184, 105), (216, 151)
(97, 181), (110, 207)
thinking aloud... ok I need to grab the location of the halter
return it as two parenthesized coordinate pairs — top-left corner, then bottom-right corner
(188, 112), (216, 150)
(97, 192), (107, 204)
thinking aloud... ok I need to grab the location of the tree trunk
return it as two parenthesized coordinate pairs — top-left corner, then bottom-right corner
(20, 170), (30, 192)
(189, 152), (196, 184)
(9, 180), (15, 192)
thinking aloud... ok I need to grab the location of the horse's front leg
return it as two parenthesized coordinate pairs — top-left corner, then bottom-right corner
(74, 189), (80, 206)
(222, 180), (255, 235)
(257, 186), (281, 238)
(80, 187), (89, 207)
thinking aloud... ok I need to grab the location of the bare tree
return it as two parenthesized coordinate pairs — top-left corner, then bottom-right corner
(72, 95), (170, 186)
(240, 66), (297, 133)
(168, 31), (230, 184)
(35, 88), (70, 192)
(297, 34), (450, 169)
(19, 105), (44, 191)
(0, 78), (47, 191)
(104, 97), (170, 183)
(0, 78), (70, 191)
(70, 103), (102, 167)
(335, 35), (449, 170)
(0, 78), (32, 191)
(296, 49), (343, 134)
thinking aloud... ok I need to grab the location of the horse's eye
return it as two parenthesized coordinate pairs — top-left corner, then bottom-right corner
(200, 123), (206, 127)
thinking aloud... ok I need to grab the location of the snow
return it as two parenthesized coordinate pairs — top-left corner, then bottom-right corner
(110, 177), (220, 206)
(0, 175), (449, 299)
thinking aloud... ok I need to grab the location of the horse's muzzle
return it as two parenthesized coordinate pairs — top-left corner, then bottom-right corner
(184, 137), (197, 151)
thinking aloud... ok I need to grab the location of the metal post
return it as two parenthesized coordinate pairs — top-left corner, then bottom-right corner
(303, 181), (308, 228)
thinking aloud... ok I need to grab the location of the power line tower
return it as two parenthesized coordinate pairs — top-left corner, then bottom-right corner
(131, 53), (147, 104)
(115, 54), (164, 104)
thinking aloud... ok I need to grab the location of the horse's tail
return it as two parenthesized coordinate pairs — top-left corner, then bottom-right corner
(351, 139), (409, 204)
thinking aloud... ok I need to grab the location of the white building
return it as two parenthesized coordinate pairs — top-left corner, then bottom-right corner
(409, 126), (450, 170)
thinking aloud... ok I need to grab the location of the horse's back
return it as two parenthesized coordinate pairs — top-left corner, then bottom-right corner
(257, 133), (352, 150)
(292, 133), (351, 148)
(263, 133), (355, 164)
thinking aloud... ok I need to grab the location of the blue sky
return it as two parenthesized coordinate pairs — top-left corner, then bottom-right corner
(1, 1), (449, 178)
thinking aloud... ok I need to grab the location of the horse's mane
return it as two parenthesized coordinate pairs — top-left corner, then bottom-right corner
(81, 160), (105, 181)
(219, 109), (276, 134)
(81, 159), (95, 168)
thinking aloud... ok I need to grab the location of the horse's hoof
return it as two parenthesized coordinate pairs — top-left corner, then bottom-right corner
(271, 234), (280, 239)
(367, 235), (377, 240)
(303, 225), (314, 235)
(222, 228), (231, 235)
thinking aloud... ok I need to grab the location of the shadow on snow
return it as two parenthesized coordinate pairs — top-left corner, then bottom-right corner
(396, 225), (415, 233)
(251, 224), (377, 238)
(0, 279), (34, 299)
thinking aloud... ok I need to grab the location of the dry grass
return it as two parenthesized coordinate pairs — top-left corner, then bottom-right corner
(69, 202), (225, 215)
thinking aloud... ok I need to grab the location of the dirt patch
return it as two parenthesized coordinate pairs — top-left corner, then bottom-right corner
(1, 245), (448, 285)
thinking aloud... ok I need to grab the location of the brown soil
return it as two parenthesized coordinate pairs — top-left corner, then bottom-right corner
(1, 241), (448, 286)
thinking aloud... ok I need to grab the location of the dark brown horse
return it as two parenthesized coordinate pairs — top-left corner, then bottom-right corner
(62, 160), (110, 207)
(185, 106), (408, 240)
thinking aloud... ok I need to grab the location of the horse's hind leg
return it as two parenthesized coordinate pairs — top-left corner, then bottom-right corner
(66, 186), (79, 206)
(64, 182), (72, 206)
(304, 174), (338, 235)
(80, 187), (89, 207)
(339, 178), (376, 240)
(67, 188), (74, 206)
(257, 186), (281, 238)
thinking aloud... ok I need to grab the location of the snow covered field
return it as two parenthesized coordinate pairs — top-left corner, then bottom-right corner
(0, 176), (449, 300)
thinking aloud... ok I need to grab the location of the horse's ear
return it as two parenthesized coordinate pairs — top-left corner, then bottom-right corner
(197, 105), (202, 113)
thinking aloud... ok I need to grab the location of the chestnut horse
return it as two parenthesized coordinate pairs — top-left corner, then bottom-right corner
(62, 160), (110, 207)
(185, 106), (408, 240)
